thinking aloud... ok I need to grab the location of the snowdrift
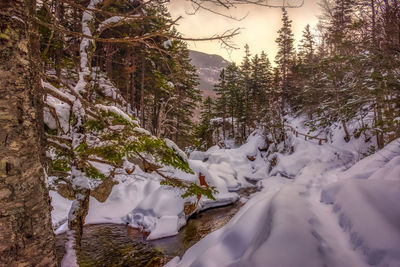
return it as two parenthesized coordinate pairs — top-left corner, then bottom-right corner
(166, 137), (400, 267)
(51, 132), (267, 240)
(321, 139), (400, 266)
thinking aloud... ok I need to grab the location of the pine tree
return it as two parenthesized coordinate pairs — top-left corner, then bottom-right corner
(324, 0), (357, 142)
(225, 63), (242, 140)
(167, 36), (201, 147)
(196, 96), (215, 149)
(295, 24), (317, 113)
(275, 8), (295, 108)
(298, 24), (315, 64)
(240, 44), (253, 139)
(214, 69), (229, 140)
(250, 52), (273, 121)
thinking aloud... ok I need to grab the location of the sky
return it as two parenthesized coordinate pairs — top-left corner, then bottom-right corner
(167, 0), (322, 64)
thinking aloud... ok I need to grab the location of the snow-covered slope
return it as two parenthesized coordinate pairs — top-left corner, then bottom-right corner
(165, 133), (400, 267)
(189, 50), (229, 91)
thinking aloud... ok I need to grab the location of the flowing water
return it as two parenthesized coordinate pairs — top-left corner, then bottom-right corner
(56, 187), (257, 267)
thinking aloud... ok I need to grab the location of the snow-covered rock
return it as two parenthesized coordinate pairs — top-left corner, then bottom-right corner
(51, 132), (267, 240)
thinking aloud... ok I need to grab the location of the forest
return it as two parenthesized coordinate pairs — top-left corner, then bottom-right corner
(0, 0), (399, 266)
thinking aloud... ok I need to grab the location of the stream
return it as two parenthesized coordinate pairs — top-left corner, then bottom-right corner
(55, 187), (258, 267)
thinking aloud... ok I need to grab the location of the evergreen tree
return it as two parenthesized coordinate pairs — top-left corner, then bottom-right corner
(214, 69), (229, 140)
(196, 96), (215, 149)
(225, 63), (242, 140)
(298, 24), (315, 64)
(250, 52), (273, 121)
(240, 44), (253, 138)
(295, 24), (317, 113)
(275, 8), (295, 108)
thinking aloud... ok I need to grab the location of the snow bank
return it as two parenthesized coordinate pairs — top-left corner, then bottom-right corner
(166, 137), (400, 267)
(50, 132), (268, 240)
(286, 114), (377, 161)
(321, 139), (400, 266)
(120, 133), (269, 239)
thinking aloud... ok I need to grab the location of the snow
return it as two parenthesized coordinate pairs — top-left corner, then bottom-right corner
(98, 16), (137, 31)
(61, 231), (78, 267)
(163, 39), (172, 48)
(124, 183), (186, 239)
(321, 139), (400, 266)
(45, 95), (71, 133)
(133, 126), (151, 135)
(49, 190), (72, 231)
(48, 104), (400, 266)
(85, 133), (268, 240)
(95, 104), (137, 125)
(43, 107), (57, 130)
(42, 80), (75, 102)
(166, 132), (400, 267)
(114, 132), (269, 239)
(51, 133), (267, 240)
(165, 138), (189, 161)
(287, 114), (377, 161)
(85, 174), (156, 225)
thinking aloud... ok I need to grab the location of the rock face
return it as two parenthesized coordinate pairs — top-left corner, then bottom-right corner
(189, 50), (229, 91)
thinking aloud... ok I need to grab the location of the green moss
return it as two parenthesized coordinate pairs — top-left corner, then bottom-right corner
(69, 113), (77, 125)
(101, 132), (120, 141)
(100, 110), (135, 126)
(91, 145), (124, 164)
(83, 164), (106, 180)
(85, 120), (105, 131)
(0, 33), (10, 40)
(44, 124), (58, 135)
(52, 159), (71, 172)
(75, 142), (88, 155)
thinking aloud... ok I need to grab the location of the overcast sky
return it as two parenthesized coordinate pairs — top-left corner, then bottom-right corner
(167, 0), (322, 63)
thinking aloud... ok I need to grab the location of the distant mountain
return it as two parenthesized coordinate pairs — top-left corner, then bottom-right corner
(189, 50), (230, 91)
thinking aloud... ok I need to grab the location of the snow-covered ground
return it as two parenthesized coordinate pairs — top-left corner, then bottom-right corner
(51, 115), (400, 266)
(165, 129), (400, 266)
(50, 131), (267, 240)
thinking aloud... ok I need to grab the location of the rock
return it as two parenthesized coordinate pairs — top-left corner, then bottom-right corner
(90, 178), (118, 203)
(247, 155), (256, 161)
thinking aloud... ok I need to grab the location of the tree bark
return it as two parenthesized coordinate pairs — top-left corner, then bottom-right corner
(140, 54), (145, 127)
(0, 1), (57, 266)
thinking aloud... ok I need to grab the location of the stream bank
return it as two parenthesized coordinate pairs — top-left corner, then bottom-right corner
(56, 187), (258, 266)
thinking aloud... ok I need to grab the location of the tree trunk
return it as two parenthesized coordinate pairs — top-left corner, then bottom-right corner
(222, 115), (226, 140)
(0, 1), (57, 266)
(342, 120), (351, 143)
(129, 51), (136, 112)
(375, 99), (385, 149)
(67, 189), (90, 263)
(105, 44), (113, 77)
(140, 55), (145, 127)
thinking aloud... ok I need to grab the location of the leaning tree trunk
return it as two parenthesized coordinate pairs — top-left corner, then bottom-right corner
(0, 1), (57, 266)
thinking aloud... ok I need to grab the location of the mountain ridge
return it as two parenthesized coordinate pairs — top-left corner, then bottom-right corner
(189, 50), (230, 91)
